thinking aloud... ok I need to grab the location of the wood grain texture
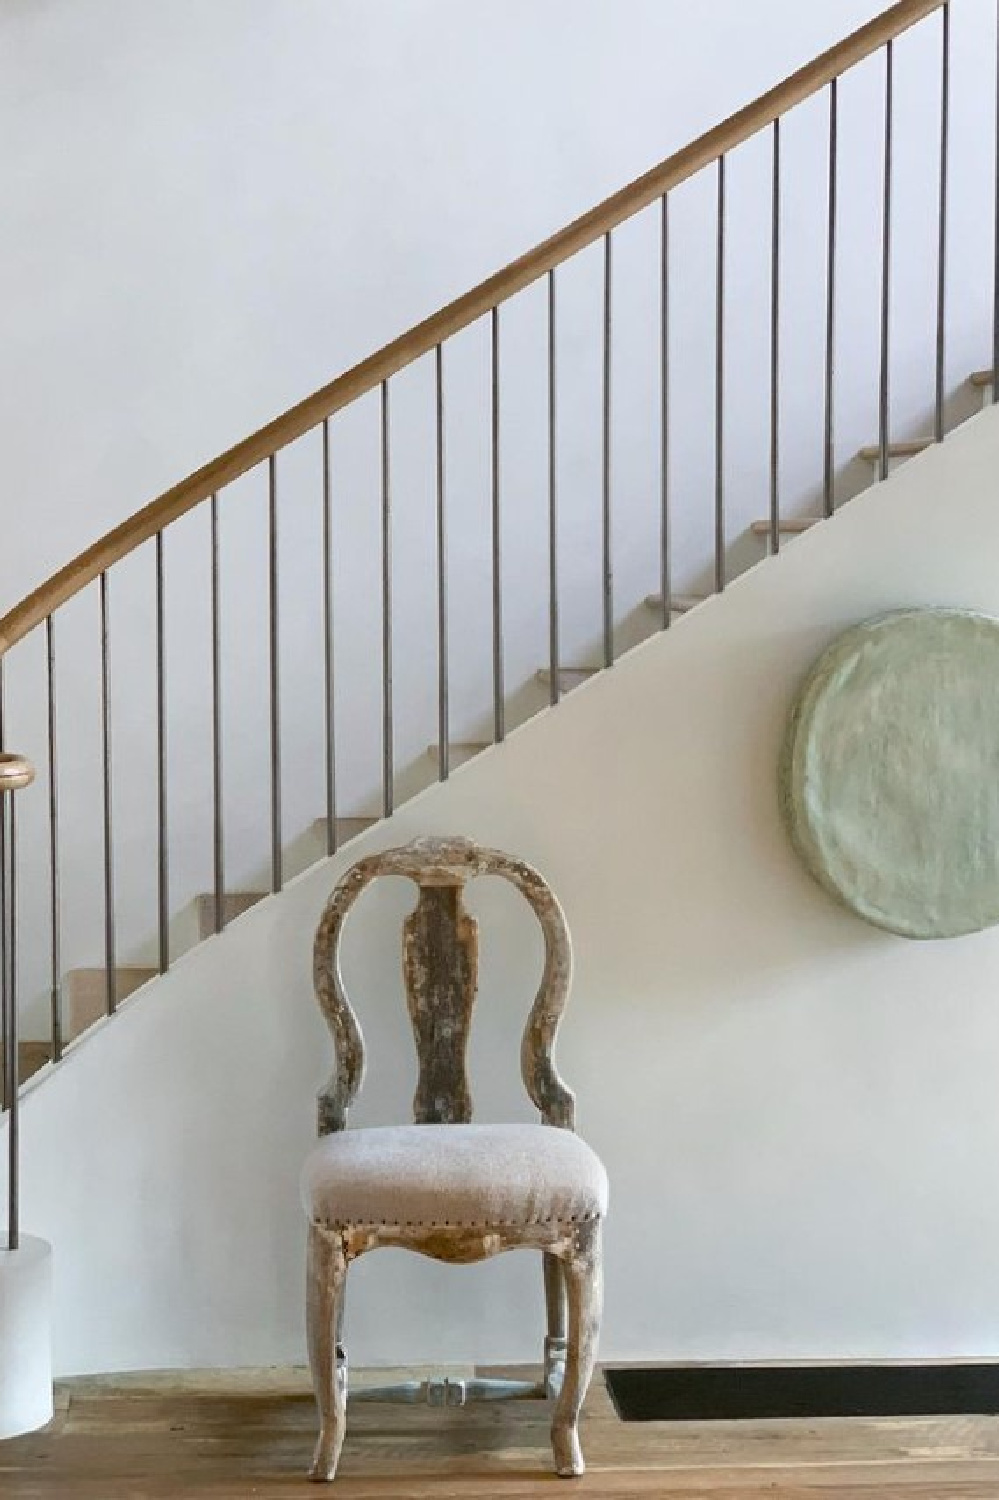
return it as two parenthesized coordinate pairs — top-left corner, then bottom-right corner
(551, 1219), (603, 1476)
(311, 837), (575, 1134)
(0, 0), (942, 655)
(6, 1364), (999, 1498)
(857, 440), (935, 462)
(306, 1225), (349, 1482)
(403, 884), (477, 1124)
(750, 516), (820, 536)
(304, 1211), (603, 1479)
(306, 838), (594, 1480)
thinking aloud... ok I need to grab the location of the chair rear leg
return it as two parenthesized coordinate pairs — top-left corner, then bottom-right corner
(543, 1252), (567, 1399)
(306, 1223), (349, 1482)
(335, 1283), (348, 1405)
(550, 1220), (603, 1478)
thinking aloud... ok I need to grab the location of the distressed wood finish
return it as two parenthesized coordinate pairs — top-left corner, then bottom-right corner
(307, 1218), (602, 1482)
(14, 1365), (999, 1498)
(403, 884), (477, 1124)
(552, 1218), (603, 1478)
(312, 836), (575, 1134)
(307, 838), (599, 1482)
(306, 1226), (349, 1483)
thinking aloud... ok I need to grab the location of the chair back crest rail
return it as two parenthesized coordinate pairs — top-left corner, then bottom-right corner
(311, 837), (575, 1134)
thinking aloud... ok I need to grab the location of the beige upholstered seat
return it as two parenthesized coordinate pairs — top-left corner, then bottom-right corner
(303, 837), (606, 1484)
(302, 1122), (608, 1230)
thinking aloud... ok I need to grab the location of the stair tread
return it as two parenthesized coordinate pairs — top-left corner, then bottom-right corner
(64, 966), (157, 1040)
(19, 1041), (52, 1081)
(66, 965), (157, 985)
(195, 890), (266, 939)
(536, 666), (599, 685)
(970, 369), (994, 386)
(426, 741), (490, 758)
(750, 516), (821, 536)
(196, 891), (265, 910)
(2, 1041), (52, 1091)
(309, 815), (379, 840)
(643, 592), (707, 612)
(857, 439), (934, 461)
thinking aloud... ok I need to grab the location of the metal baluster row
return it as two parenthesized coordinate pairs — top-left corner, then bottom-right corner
(935, 1), (950, 442)
(993, 0), (999, 403)
(769, 120), (781, 554)
(46, 618), (62, 1061)
(0, 5), (979, 1137)
(100, 571), (115, 1015)
(3, 762), (18, 1249)
(879, 40), (894, 482)
(715, 155), (726, 593)
(0, 738), (35, 1252)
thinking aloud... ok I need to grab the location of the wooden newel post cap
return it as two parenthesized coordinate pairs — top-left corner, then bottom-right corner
(0, 753), (35, 792)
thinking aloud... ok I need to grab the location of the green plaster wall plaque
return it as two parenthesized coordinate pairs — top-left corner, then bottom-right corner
(779, 609), (999, 939)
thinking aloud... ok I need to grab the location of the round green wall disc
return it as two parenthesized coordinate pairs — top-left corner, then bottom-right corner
(780, 609), (999, 939)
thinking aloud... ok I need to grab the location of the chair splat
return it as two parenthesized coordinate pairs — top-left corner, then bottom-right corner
(403, 881), (477, 1124)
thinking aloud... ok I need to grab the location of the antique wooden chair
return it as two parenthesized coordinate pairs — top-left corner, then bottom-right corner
(300, 836), (607, 1482)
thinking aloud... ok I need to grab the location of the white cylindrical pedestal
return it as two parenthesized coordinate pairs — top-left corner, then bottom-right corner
(0, 1235), (53, 1437)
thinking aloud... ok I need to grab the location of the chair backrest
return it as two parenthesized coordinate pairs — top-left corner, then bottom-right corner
(312, 837), (575, 1135)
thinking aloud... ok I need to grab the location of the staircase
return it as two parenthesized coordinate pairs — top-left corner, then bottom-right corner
(0, 0), (993, 1126)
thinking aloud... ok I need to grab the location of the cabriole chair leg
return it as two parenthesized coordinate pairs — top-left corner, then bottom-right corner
(550, 1221), (603, 1478)
(306, 1224), (349, 1482)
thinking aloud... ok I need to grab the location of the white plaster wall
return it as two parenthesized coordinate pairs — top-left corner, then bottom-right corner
(3, 0), (997, 1042)
(5, 406), (999, 1375)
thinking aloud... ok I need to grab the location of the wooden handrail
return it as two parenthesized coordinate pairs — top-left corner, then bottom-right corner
(0, 0), (944, 655)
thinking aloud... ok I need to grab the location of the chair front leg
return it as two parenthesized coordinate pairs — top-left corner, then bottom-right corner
(543, 1252), (568, 1399)
(551, 1219), (603, 1478)
(306, 1223), (350, 1482)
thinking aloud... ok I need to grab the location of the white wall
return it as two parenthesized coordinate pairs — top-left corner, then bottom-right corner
(6, 406), (999, 1375)
(3, 0), (997, 1041)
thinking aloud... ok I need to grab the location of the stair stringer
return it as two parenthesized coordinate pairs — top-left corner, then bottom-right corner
(8, 405), (999, 1378)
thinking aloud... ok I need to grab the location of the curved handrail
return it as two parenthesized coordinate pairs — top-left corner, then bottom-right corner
(0, 0), (943, 655)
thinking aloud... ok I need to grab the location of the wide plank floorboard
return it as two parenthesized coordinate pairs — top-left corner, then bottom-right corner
(4, 1366), (999, 1498)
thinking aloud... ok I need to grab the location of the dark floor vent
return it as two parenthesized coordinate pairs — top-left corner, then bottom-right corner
(604, 1363), (999, 1422)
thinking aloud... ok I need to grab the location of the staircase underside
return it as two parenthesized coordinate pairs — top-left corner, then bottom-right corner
(11, 364), (994, 1093)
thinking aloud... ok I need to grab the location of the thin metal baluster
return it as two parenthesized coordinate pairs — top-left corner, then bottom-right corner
(155, 530), (168, 972)
(5, 786), (17, 1248)
(46, 616), (62, 1061)
(322, 422), (337, 856)
(491, 307), (505, 741)
(210, 495), (224, 931)
(770, 120), (781, 554)
(934, 3), (950, 443)
(548, 270), (560, 705)
(435, 344), (449, 781)
(268, 456), (282, 892)
(0, 662), (7, 1116)
(879, 40), (894, 481)
(715, 155), (726, 591)
(994, 0), (999, 400)
(824, 79), (839, 516)
(381, 381), (394, 816)
(660, 193), (671, 630)
(100, 571), (116, 1014)
(602, 231), (614, 667)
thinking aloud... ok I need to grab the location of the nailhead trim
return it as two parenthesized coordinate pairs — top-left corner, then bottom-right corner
(317, 1211), (603, 1230)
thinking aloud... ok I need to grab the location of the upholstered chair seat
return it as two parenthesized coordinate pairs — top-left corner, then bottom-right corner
(302, 1122), (609, 1230)
(303, 837), (606, 1484)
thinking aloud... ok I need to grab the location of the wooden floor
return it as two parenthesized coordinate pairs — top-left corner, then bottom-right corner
(5, 1365), (999, 1498)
